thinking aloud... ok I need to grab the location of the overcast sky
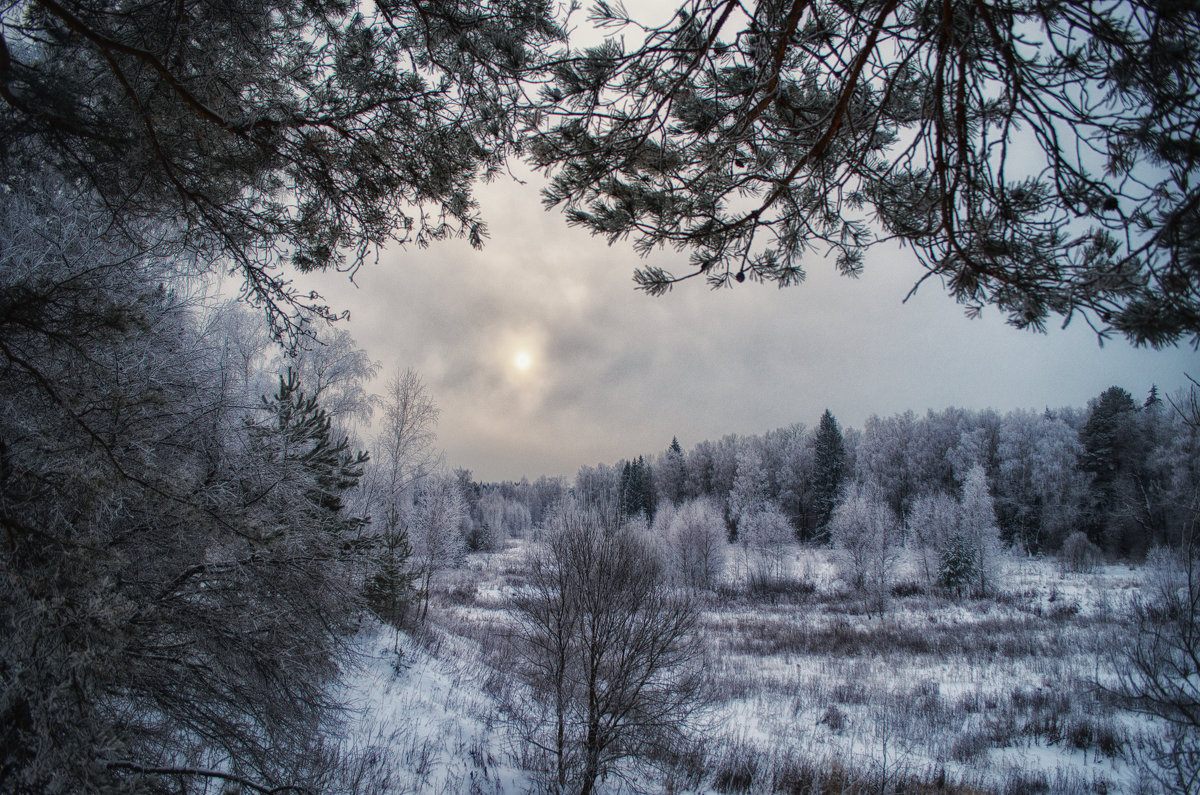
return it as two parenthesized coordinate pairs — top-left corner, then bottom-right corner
(294, 168), (1199, 483)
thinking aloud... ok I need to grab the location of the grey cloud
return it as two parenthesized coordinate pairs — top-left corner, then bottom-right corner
(296, 177), (1200, 482)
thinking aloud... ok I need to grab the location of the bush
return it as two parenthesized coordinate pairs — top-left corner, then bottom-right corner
(891, 580), (926, 597)
(1059, 531), (1102, 573)
(819, 705), (847, 732)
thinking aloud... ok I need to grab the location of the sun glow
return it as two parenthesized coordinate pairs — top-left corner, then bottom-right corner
(514, 351), (533, 372)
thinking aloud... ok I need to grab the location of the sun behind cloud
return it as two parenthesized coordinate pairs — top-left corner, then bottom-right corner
(514, 351), (533, 372)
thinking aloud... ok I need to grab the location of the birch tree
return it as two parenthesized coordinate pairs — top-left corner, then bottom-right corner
(507, 501), (707, 793)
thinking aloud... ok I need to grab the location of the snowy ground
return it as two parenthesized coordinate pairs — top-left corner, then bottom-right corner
(337, 622), (533, 794)
(337, 543), (1166, 794)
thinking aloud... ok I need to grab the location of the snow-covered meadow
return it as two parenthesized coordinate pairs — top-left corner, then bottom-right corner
(339, 542), (1165, 794)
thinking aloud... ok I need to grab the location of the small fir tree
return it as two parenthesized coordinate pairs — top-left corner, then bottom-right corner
(939, 532), (975, 596)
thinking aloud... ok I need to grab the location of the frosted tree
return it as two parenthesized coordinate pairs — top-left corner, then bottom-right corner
(504, 496), (533, 541)
(408, 474), (468, 621)
(204, 300), (278, 407)
(774, 425), (816, 539)
(574, 463), (621, 513)
(507, 501), (706, 794)
(1111, 540), (1200, 792)
(996, 410), (1088, 552)
(948, 410), (1002, 485)
(475, 490), (509, 551)
(1155, 392), (1200, 547)
(656, 436), (687, 507)
(683, 439), (716, 500)
(957, 464), (1003, 597)
(709, 434), (743, 509)
(911, 408), (975, 496)
(856, 412), (919, 524)
(375, 367), (441, 501)
(907, 491), (962, 587)
(479, 490), (533, 547)
(1126, 387), (1200, 552)
(760, 423), (803, 502)
(363, 366), (442, 625)
(729, 442), (769, 537)
(829, 484), (900, 615)
(667, 497), (728, 591)
(739, 504), (794, 586)
(287, 327), (380, 436)
(0, 186), (373, 791)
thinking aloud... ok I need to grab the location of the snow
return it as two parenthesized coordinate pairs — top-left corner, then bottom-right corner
(337, 623), (531, 794)
(334, 544), (1172, 794)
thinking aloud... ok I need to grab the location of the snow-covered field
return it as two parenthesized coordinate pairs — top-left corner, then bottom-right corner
(339, 544), (1164, 794)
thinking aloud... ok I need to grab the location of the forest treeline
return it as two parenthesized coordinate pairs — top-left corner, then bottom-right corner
(467, 386), (1200, 561)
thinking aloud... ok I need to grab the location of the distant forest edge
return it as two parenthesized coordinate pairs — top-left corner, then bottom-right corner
(464, 383), (1200, 560)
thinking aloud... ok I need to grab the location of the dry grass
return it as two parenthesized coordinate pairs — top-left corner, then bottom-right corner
(418, 543), (1155, 794)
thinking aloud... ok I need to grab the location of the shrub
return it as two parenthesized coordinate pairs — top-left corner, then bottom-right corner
(949, 730), (990, 762)
(891, 580), (926, 597)
(1059, 531), (1102, 573)
(820, 705), (847, 733)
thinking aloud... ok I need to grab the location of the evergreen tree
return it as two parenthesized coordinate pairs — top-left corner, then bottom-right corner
(812, 409), (846, 541)
(249, 368), (370, 533)
(619, 460), (634, 517)
(619, 456), (654, 520)
(0, 205), (377, 790)
(658, 436), (687, 506)
(938, 532), (974, 597)
(1080, 386), (1144, 551)
(364, 503), (416, 635)
(1081, 386), (1139, 490)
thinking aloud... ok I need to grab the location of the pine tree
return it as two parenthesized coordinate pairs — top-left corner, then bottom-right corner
(659, 436), (686, 506)
(533, 0), (1200, 346)
(1081, 387), (1139, 491)
(812, 410), (846, 541)
(248, 368), (370, 540)
(0, 0), (562, 333)
(364, 504), (416, 635)
(1080, 386), (1144, 550)
(618, 456), (654, 520)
